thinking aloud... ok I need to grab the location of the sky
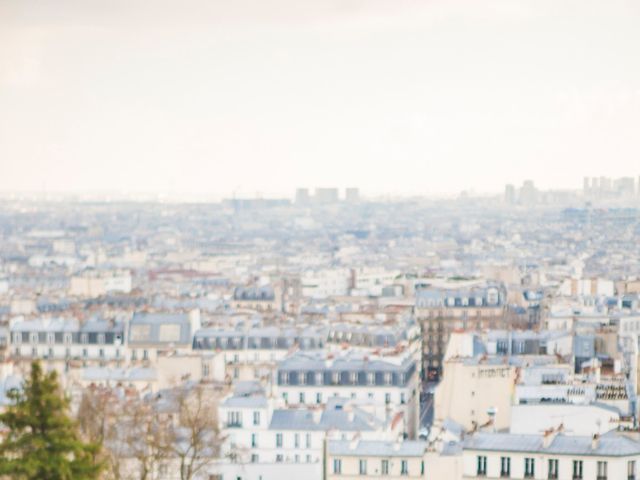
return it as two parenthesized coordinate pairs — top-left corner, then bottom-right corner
(1, 0), (640, 198)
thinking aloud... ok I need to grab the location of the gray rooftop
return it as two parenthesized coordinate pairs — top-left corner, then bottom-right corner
(463, 432), (640, 457)
(129, 312), (192, 345)
(328, 440), (427, 457)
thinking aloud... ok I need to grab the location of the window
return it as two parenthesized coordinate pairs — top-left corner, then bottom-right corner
(30, 333), (38, 345)
(251, 454), (259, 463)
(228, 411), (242, 427)
(80, 333), (88, 344)
(500, 457), (510, 477)
(294, 433), (300, 448)
(316, 392), (322, 404)
(367, 372), (375, 385)
(384, 372), (392, 385)
(400, 392), (406, 404)
(477, 456), (487, 476)
(142, 349), (149, 360)
(97, 333), (105, 345)
(350, 371), (357, 384)
(300, 372), (306, 385)
(282, 372), (289, 384)
(333, 459), (342, 474)
(573, 460), (583, 479)
(47, 333), (55, 345)
(629, 460), (636, 480)
(597, 461), (607, 480)
(276, 454), (283, 463)
(548, 459), (559, 479)
(385, 393), (391, 405)
(524, 458), (535, 478)
(306, 454), (311, 463)
(82, 348), (88, 358)
(99, 348), (104, 357)
(305, 433), (311, 448)
(381, 460), (389, 475)
(299, 392), (305, 403)
(359, 459), (367, 475)
(283, 392), (288, 404)
(253, 411), (260, 426)
(202, 363), (210, 377)
(251, 433), (257, 447)
(276, 433), (283, 448)
(401, 460), (408, 475)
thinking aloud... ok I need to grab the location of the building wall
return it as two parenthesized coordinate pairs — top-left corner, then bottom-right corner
(435, 361), (516, 431)
(462, 449), (638, 479)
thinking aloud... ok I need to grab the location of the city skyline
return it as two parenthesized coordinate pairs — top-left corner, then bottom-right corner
(2, 0), (640, 197)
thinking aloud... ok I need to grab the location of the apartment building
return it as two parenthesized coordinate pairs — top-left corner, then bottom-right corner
(274, 349), (419, 438)
(415, 284), (507, 380)
(462, 431), (640, 479)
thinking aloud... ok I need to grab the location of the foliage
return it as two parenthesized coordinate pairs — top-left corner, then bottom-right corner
(0, 361), (103, 480)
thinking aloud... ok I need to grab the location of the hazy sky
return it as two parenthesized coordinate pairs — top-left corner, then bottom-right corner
(1, 0), (640, 197)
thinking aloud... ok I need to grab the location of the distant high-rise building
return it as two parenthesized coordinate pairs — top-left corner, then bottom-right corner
(345, 188), (360, 202)
(519, 180), (538, 206)
(295, 188), (310, 204)
(504, 184), (516, 205)
(315, 188), (339, 204)
(615, 177), (635, 197)
(583, 177), (590, 194)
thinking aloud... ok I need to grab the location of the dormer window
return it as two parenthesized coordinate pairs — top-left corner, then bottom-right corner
(30, 333), (38, 345)
(367, 372), (375, 385)
(80, 333), (88, 344)
(97, 333), (105, 345)
(64, 333), (72, 345)
(47, 333), (55, 345)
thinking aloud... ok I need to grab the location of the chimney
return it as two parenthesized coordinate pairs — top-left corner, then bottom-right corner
(542, 428), (555, 448)
(591, 433), (600, 450)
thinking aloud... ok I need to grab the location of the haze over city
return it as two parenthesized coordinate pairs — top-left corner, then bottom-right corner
(2, 0), (640, 197)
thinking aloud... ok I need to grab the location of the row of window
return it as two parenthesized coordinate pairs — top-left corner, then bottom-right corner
(15, 347), (117, 358)
(476, 455), (632, 479)
(281, 391), (405, 405)
(333, 458), (423, 476)
(252, 453), (315, 463)
(226, 411), (261, 428)
(13, 332), (119, 345)
(279, 370), (407, 386)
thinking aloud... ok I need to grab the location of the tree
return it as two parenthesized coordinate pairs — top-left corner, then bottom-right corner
(0, 361), (103, 480)
(78, 388), (171, 480)
(168, 385), (219, 480)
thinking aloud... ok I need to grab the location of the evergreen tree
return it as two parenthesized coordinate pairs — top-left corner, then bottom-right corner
(0, 361), (103, 480)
